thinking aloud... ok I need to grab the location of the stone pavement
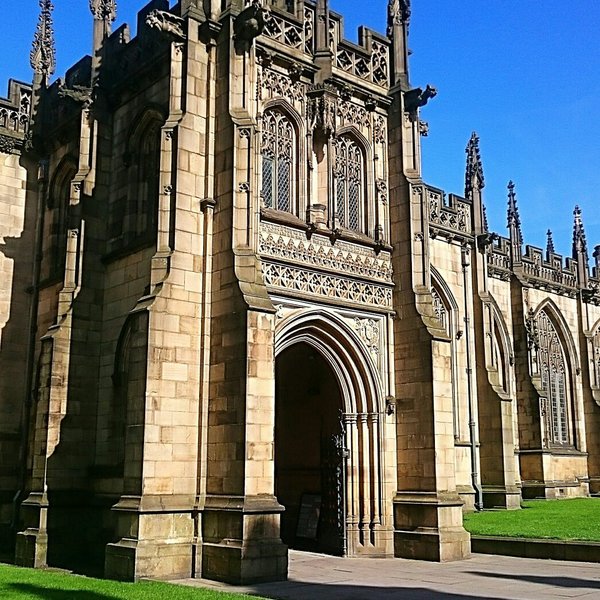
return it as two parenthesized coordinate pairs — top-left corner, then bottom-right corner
(174, 550), (600, 599)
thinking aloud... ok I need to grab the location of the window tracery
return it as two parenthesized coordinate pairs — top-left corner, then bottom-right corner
(536, 310), (570, 446)
(333, 135), (365, 233)
(261, 109), (295, 213)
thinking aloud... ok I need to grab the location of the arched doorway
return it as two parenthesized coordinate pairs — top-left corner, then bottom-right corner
(274, 309), (392, 558)
(275, 342), (347, 555)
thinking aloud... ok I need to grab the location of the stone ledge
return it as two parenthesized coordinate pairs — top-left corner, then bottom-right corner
(472, 535), (600, 563)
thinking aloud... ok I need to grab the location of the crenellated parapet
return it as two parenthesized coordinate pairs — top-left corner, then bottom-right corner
(0, 80), (32, 154)
(425, 184), (473, 241)
(518, 244), (578, 296)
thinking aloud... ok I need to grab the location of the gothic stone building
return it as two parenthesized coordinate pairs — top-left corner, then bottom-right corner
(1, 0), (600, 584)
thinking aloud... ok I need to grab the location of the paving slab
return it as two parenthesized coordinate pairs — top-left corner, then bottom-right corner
(173, 550), (600, 599)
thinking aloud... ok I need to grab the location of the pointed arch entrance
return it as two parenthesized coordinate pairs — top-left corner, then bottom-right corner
(274, 309), (390, 557)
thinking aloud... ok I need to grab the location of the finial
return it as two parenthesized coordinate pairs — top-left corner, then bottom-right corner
(546, 229), (555, 255)
(572, 205), (589, 259)
(482, 204), (489, 232)
(30, 0), (56, 79)
(507, 180), (522, 244)
(387, 0), (411, 37)
(465, 131), (485, 196)
(90, 0), (117, 23)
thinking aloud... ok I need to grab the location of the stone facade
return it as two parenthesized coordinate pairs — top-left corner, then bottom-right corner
(1, 0), (600, 583)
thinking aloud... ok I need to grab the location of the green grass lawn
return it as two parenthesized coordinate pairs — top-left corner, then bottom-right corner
(0, 563), (266, 600)
(464, 498), (600, 541)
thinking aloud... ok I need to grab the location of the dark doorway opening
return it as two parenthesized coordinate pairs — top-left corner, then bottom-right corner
(275, 342), (347, 555)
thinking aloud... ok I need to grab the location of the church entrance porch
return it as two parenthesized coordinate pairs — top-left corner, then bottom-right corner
(275, 343), (347, 556)
(274, 310), (394, 559)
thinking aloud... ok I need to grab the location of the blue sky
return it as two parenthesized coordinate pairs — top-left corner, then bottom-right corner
(2, 1), (599, 260)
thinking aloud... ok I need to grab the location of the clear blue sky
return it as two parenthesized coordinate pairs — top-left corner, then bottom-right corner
(2, 1), (599, 260)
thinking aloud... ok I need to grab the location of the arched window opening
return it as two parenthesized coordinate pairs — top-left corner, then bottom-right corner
(46, 159), (77, 279)
(431, 286), (450, 336)
(261, 109), (295, 213)
(136, 121), (161, 234)
(333, 135), (365, 233)
(111, 111), (163, 250)
(492, 324), (508, 394)
(537, 310), (571, 446)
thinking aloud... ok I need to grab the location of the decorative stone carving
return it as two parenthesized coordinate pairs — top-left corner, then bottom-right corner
(387, 0), (411, 36)
(58, 81), (93, 108)
(31, 0), (56, 77)
(146, 10), (186, 41)
(374, 115), (386, 145)
(465, 131), (484, 194)
(259, 222), (393, 283)
(338, 100), (370, 129)
(404, 84), (437, 114)
(259, 68), (305, 105)
(431, 287), (448, 333)
(354, 317), (380, 355)
(0, 134), (16, 154)
(376, 179), (388, 205)
(307, 83), (338, 138)
(371, 41), (389, 87)
(426, 186), (471, 236)
(89, 0), (116, 22)
(234, 1), (267, 48)
(524, 308), (539, 352)
(261, 261), (393, 309)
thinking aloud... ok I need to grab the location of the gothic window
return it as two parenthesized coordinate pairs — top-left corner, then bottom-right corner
(492, 323), (509, 394)
(45, 158), (77, 280)
(111, 111), (163, 250)
(261, 109), (295, 213)
(136, 120), (161, 233)
(537, 310), (571, 446)
(333, 135), (365, 233)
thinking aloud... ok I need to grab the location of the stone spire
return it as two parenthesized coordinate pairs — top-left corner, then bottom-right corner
(30, 0), (56, 82)
(546, 229), (555, 256)
(507, 181), (522, 264)
(388, 0), (411, 88)
(572, 205), (589, 287)
(314, 0), (332, 80)
(572, 205), (588, 259)
(465, 131), (485, 196)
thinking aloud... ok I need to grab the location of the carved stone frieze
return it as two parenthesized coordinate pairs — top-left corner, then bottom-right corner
(261, 261), (393, 309)
(259, 222), (393, 283)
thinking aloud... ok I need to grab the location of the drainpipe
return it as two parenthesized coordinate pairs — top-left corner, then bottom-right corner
(462, 244), (483, 511)
(13, 158), (47, 529)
